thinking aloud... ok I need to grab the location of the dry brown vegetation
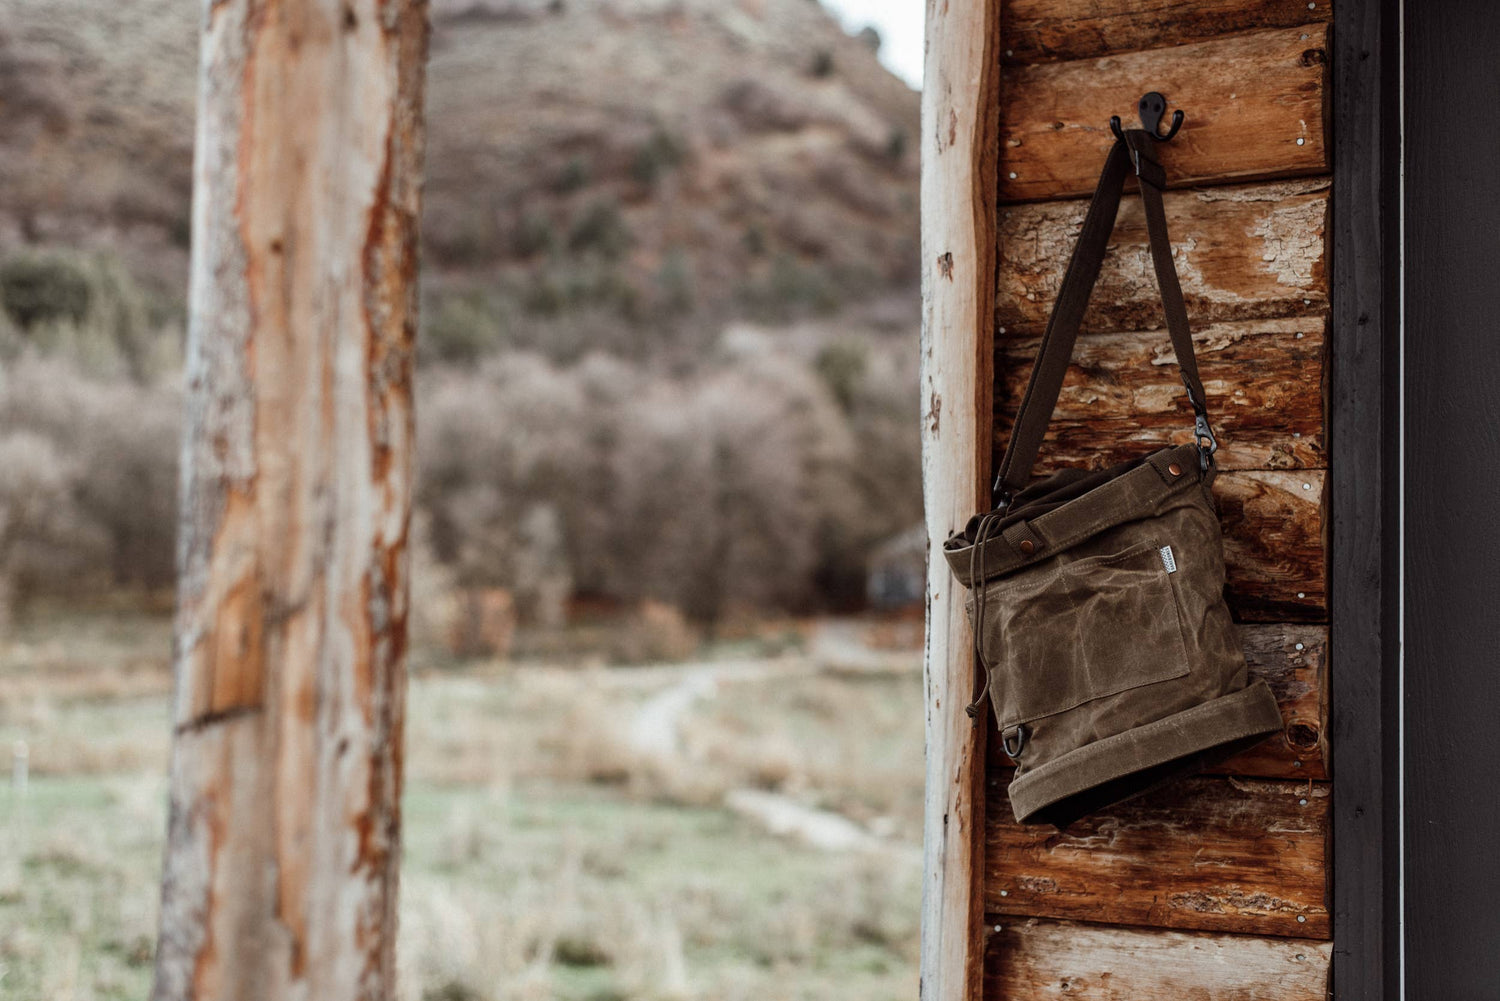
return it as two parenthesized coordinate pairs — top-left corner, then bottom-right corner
(0, 258), (920, 627)
(417, 328), (921, 626)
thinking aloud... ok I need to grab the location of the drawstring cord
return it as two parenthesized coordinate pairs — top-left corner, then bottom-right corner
(964, 510), (1004, 723)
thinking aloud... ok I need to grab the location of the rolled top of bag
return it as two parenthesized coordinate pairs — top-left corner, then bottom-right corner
(944, 441), (1208, 588)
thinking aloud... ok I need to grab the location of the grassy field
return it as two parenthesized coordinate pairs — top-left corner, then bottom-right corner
(0, 610), (924, 1001)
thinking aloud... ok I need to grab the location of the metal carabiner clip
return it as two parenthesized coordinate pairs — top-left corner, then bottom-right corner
(1194, 412), (1219, 470)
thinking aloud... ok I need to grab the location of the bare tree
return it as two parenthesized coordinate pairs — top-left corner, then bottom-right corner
(152, 1), (429, 998)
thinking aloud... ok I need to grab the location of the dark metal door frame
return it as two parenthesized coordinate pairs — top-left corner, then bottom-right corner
(1329, 0), (1402, 997)
(1334, 2), (1500, 997)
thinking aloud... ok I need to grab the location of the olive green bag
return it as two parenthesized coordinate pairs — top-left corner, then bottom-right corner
(943, 128), (1283, 828)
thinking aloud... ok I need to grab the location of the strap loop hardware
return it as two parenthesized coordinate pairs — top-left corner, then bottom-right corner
(1195, 413), (1219, 470)
(1001, 724), (1027, 760)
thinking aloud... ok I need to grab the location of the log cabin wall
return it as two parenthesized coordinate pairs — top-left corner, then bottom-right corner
(982, 2), (1334, 996)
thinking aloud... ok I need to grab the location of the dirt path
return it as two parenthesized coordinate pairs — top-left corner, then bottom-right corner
(626, 622), (921, 860)
(626, 660), (798, 758)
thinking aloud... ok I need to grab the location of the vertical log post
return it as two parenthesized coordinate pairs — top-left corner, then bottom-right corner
(152, 1), (429, 998)
(919, 0), (1001, 998)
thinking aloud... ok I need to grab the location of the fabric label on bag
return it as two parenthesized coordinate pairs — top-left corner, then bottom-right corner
(1159, 545), (1177, 574)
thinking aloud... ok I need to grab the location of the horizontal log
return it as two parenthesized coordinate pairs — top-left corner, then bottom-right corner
(984, 624), (1327, 780)
(999, 25), (1329, 202)
(985, 919), (1332, 999)
(994, 316), (1327, 472)
(985, 776), (1330, 938)
(1001, 0), (1331, 64)
(997, 178), (1328, 337)
(1219, 469), (1326, 621)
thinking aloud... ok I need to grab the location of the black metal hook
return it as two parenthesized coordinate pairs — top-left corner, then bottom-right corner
(1109, 91), (1185, 144)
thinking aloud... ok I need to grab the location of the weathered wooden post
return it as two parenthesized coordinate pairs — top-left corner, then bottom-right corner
(152, 1), (429, 998)
(918, 0), (1000, 997)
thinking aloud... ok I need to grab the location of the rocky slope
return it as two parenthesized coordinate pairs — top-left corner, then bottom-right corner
(0, 0), (920, 335)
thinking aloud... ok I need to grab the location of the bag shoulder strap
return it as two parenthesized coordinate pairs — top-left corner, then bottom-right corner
(992, 129), (1216, 503)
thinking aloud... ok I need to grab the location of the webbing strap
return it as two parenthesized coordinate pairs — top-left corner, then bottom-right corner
(993, 130), (1212, 501)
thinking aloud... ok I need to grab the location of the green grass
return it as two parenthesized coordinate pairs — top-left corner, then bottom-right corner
(0, 776), (165, 1000)
(3, 774), (919, 1001)
(0, 611), (922, 1001)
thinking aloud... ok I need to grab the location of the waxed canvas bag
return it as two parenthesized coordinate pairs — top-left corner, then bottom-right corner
(943, 128), (1283, 828)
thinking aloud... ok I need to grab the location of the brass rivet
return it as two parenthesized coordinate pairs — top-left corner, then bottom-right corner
(1168, 462), (1183, 477)
(1019, 540), (1035, 555)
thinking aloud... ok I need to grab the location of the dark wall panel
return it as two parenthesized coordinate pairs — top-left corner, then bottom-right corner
(1403, 0), (1500, 994)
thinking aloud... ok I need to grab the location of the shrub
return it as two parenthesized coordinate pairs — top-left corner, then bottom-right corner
(414, 339), (920, 625)
(426, 210), (501, 267)
(0, 356), (179, 613)
(71, 383), (180, 590)
(566, 199), (632, 259)
(552, 156), (590, 194)
(0, 251), (168, 383)
(520, 261), (642, 324)
(605, 354), (856, 621)
(653, 248), (695, 317)
(422, 294), (502, 364)
(630, 128), (685, 187)
(885, 127), (909, 163)
(814, 340), (867, 413)
(511, 210), (557, 258)
(742, 224), (768, 257)
(0, 253), (92, 329)
(418, 353), (602, 612)
(522, 273), (568, 317)
(739, 254), (842, 321)
(0, 431), (95, 616)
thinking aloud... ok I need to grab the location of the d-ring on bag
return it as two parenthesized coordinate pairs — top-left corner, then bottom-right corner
(943, 128), (1283, 828)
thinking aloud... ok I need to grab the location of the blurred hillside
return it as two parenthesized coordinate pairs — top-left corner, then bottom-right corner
(0, 0), (923, 631)
(1, 0), (917, 327)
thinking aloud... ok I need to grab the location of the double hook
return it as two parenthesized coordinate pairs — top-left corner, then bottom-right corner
(1110, 91), (1184, 144)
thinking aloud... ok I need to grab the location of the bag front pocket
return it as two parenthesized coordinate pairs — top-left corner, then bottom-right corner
(976, 541), (1192, 727)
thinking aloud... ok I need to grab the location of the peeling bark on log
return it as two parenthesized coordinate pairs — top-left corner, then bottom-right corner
(998, 25), (1329, 202)
(997, 178), (1328, 337)
(152, 2), (429, 1000)
(1000, 0), (1331, 65)
(1218, 469), (1326, 621)
(985, 777), (1330, 938)
(994, 316), (1326, 472)
(984, 919), (1332, 999)
(919, 0), (1001, 997)
(984, 624), (1328, 780)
